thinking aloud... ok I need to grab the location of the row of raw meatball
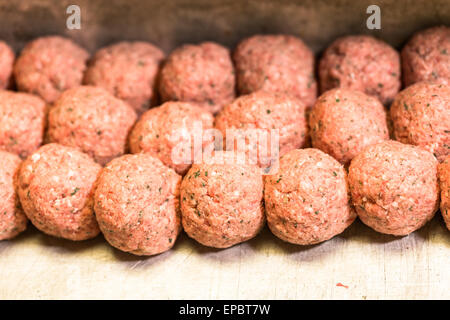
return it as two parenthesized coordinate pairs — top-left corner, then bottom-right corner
(0, 83), (448, 253)
(0, 26), (448, 255)
(0, 25), (449, 113)
(0, 78), (448, 173)
(0, 26), (449, 166)
(0, 139), (448, 255)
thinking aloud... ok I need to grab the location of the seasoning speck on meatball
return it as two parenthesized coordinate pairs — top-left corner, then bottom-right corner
(0, 151), (27, 240)
(14, 36), (89, 103)
(265, 148), (355, 245)
(348, 140), (439, 236)
(0, 41), (15, 89)
(319, 35), (401, 105)
(159, 42), (235, 114)
(95, 154), (181, 256)
(439, 155), (450, 230)
(401, 26), (450, 87)
(309, 88), (389, 165)
(84, 41), (165, 115)
(390, 81), (450, 162)
(17, 143), (101, 240)
(129, 101), (214, 175)
(47, 86), (137, 165)
(180, 152), (265, 248)
(234, 34), (317, 108)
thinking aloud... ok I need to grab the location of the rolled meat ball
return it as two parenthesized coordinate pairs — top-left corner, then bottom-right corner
(0, 90), (46, 158)
(0, 151), (27, 240)
(0, 41), (15, 89)
(348, 140), (439, 236)
(47, 86), (137, 165)
(84, 41), (165, 115)
(14, 36), (89, 103)
(319, 35), (401, 105)
(401, 26), (450, 87)
(390, 81), (450, 162)
(94, 154), (181, 256)
(439, 155), (450, 230)
(234, 34), (317, 109)
(215, 91), (308, 168)
(309, 88), (389, 166)
(264, 148), (355, 245)
(159, 42), (235, 114)
(180, 152), (265, 248)
(17, 143), (101, 240)
(129, 101), (214, 175)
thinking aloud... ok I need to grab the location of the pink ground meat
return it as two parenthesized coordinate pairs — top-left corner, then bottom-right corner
(319, 35), (401, 105)
(84, 41), (165, 115)
(309, 88), (389, 166)
(401, 26), (450, 87)
(439, 155), (450, 230)
(264, 148), (355, 245)
(215, 91), (308, 168)
(0, 151), (27, 240)
(14, 36), (89, 104)
(94, 153), (181, 256)
(348, 140), (439, 236)
(390, 81), (450, 162)
(180, 152), (265, 248)
(234, 34), (317, 109)
(47, 86), (137, 165)
(129, 101), (214, 175)
(159, 42), (235, 114)
(0, 41), (15, 89)
(17, 143), (101, 240)
(0, 90), (46, 158)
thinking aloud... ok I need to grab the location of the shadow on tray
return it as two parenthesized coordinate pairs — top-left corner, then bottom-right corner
(2, 211), (448, 267)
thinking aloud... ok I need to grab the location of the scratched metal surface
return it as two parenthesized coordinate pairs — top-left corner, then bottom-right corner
(0, 0), (449, 299)
(0, 217), (449, 299)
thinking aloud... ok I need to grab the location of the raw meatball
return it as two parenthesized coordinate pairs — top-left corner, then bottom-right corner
(319, 35), (401, 105)
(390, 81), (450, 162)
(159, 42), (235, 114)
(94, 154), (181, 256)
(234, 34), (317, 108)
(17, 143), (101, 240)
(0, 90), (46, 158)
(439, 155), (450, 230)
(129, 101), (214, 175)
(47, 86), (137, 165)
(0, 41), (14, 89)
(309, 89), (389, 165)
(14, 36), (89, 103)
(180, 152), (265, 248)
(0, 151), (27, 240)
(215, 91), (308, 168)
(264, 148), (355, 245)
(348, 140), (439, 236)
(402, 26), (450, 87)
(84, 41), (165, 115)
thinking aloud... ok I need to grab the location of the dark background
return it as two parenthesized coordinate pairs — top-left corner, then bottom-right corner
(0, 0), (449, 53)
